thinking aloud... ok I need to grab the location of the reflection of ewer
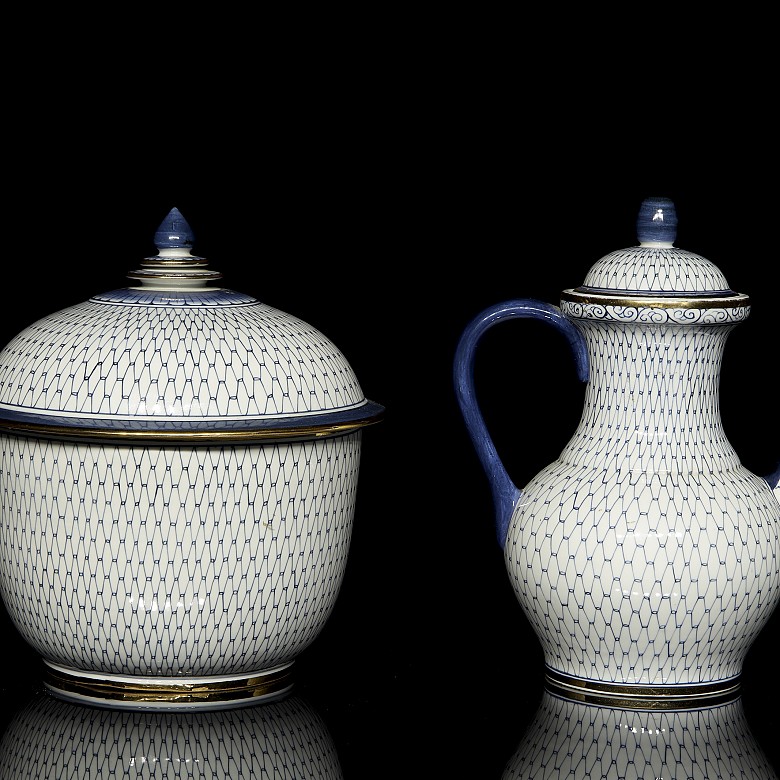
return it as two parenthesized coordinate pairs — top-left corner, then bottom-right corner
(503, 688), (777, 779)
(0, 690), (344, 779)
(455, 197), (780, 705)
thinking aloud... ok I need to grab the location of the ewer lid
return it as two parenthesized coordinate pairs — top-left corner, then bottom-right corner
(561, 197), (750, 316)
(0, 208), (384, 443)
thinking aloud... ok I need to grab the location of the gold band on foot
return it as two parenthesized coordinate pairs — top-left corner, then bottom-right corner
(43, 663), (295, 709)
(545, 668), (741, 709)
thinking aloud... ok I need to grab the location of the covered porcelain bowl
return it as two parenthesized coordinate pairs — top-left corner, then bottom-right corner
(0, 208), (384, 708)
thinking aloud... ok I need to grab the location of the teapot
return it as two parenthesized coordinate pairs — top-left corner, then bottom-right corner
(454, 197), (780, 706)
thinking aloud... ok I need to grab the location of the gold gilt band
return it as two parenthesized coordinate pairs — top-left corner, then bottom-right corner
(561, 289), (750, 309)
(545, 668), (742, 709)
(0, 417), (381, 444)
(44, 664), (295, 706)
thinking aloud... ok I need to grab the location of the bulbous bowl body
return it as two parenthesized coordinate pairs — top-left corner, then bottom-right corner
(0, 433), (361, 683)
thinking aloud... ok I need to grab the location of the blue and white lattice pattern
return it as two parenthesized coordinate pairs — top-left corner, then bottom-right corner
(0, 433), (362, 676)
(0, 691), (344, 779)
(0, 289), (365, 421)
(580, 245), (732, 293)
(503, 691), (778, 779)
(505, 317), (780, 686)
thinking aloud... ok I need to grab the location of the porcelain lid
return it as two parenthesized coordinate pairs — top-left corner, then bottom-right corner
(570, 197), (742, 298)
(0, 208), (384, 443)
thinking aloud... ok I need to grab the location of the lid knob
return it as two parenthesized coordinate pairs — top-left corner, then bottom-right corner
(127, 207), (222, 288)
(574, 196), (736, 295)
(636, 197), (678, 245)
(154, 207), (195, 249)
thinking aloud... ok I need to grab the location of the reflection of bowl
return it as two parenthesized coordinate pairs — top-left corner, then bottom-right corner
(0, 209), (383, 708)
(503, 689), (777, 779)
(0, 689), (344, 779)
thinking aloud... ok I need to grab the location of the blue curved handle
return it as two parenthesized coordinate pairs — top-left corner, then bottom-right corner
(766, 461), (780, 491)
(453, 299), (590, 549)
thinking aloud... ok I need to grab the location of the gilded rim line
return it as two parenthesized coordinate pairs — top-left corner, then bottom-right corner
(0, 402), (385, 445)
(44, 665), (295, 706)
(0, 416), (383, 445)
(561, 289), (751, 310)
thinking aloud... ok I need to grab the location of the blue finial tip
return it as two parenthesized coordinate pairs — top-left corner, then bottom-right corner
(636, 197), (677, 244)
(154, 207), (194, 249)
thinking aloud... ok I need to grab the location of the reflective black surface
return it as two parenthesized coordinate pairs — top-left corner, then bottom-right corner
(0, 632), (778, 777)
(1, 52), (778, 778)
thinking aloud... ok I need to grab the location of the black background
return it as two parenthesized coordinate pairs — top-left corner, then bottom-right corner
(0, 37), (778, 778)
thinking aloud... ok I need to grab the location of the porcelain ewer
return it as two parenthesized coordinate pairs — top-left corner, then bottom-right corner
(454, 197), (780, 707)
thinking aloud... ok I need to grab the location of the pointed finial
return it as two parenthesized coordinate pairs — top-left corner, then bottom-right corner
(637, 197), (678, 245)
(154, 207), (195, 250)
(127, 207), (222, 286)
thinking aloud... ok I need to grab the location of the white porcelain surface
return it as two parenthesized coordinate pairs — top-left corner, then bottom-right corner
(0, 435), (360, 676)
(0, 288), (366, 421)
(507, 308), (777, 688)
